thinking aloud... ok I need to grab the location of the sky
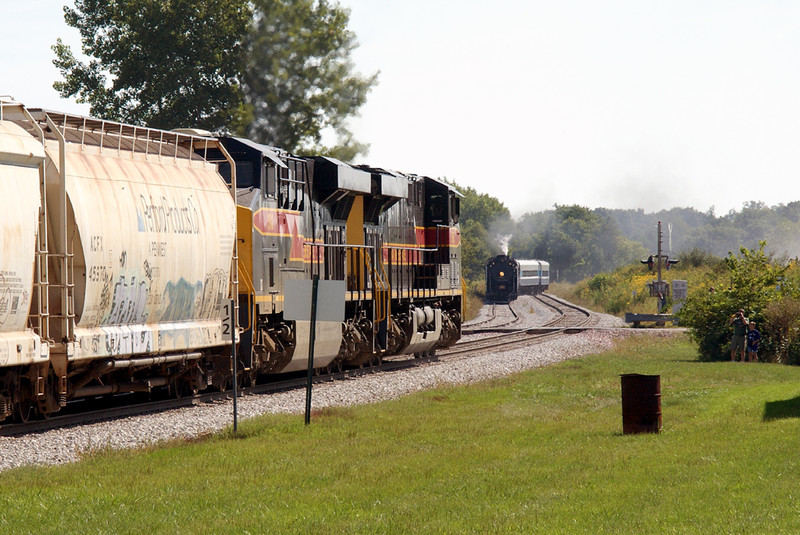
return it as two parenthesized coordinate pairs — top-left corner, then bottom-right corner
(3, 1), (800, 218)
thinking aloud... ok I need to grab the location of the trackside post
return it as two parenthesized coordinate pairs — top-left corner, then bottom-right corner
(305, 275), (319, 425)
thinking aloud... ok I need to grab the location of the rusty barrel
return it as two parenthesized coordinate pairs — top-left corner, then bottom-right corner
(620, 374), (661, 434)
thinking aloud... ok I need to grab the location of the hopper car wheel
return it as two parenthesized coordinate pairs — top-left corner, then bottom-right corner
(171, 378), (193, 399)
(14, 399), (34, 424)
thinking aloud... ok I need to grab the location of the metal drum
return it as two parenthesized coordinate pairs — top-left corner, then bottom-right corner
(620, 373), (662, 434)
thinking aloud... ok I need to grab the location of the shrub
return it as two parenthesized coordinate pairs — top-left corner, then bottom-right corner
(678, 243), (789, 361)
(760, 298), (800, 364)
(678, 247), (722, 269)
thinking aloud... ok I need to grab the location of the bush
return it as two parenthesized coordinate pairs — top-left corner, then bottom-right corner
(678, 243), (789, 361)
(678, 248), (722, 269)
(760, 298), (800, 364)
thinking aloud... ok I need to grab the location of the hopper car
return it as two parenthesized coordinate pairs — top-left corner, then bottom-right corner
(0, 99), (463, 422)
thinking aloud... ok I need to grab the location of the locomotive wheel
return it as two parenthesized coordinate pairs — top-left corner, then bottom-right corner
(245, 370), (258, 388)
(325, 360), (343, 374)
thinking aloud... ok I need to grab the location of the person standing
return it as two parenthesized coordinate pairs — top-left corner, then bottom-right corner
(729, 309), (748, 362)
(747, 321), (761, 363)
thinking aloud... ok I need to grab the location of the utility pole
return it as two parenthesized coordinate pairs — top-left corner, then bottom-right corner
(655, 221), (668, 313)
(657, 221), (663, 290)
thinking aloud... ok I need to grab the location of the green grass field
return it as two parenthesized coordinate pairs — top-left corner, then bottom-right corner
(2, 333), (800, 534)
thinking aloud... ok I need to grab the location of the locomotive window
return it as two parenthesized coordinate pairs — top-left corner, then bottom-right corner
(269, 257), (274, 287)
(279, 170), (290, 209)
(235, 161), (255, 188)
(263, 162), (276, 198)
(290, 161), (299, 211)
(428, 194), (444, 223)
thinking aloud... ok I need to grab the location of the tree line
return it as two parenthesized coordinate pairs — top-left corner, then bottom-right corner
(455, 184), (800, 286)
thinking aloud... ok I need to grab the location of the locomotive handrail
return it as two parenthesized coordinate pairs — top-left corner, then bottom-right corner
(236, 259), (255, 333)
(364, 249), (388, 323)
(380, 224), (455, 254)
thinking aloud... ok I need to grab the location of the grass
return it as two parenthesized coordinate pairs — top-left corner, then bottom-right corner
(3, 334), (800, 533)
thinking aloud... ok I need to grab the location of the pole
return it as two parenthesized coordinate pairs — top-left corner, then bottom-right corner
(657, 221), (663, 287)
(304, 275), (319, 425)
(231, 298), (238, 435)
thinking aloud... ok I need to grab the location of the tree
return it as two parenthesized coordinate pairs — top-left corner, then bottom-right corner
(53, 0), (251, 131)
(452, 183), (512, 284)
(460, 220), (499, 284)
(242, 0), (378, 158)
(510, 205), (645, 282)
(456, 184), (512, 233)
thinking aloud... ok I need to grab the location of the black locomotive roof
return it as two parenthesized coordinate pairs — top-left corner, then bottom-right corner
(221, 136), (287, 168)
(312, 156), (372, 194)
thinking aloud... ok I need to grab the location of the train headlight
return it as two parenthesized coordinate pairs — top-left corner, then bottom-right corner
(499, 271), (505, 277)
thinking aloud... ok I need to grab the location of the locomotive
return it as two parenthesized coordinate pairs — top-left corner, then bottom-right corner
(485, 255), (549, 303)
(0, 99), (463, 422)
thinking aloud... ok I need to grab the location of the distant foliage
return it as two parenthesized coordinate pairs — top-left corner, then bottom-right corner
(447, 182), (512, 284)
(678, 248), (723, 269)
(603, 201), (800, 260)
(509, 205), (646, 283)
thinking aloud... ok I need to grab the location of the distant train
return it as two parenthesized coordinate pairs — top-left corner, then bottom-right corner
(485, 255), (549, 302)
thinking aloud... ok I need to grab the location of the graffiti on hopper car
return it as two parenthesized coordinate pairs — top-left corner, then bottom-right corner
(137, 194), (199, 235)
(106, 275), (149, 325)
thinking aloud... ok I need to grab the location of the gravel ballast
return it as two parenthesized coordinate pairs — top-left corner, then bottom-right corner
(0, 298), (675, 472)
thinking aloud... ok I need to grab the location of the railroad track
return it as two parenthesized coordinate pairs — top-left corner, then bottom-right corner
(0, 354), (439, 437)
(462, 302), (519, 330)
(536, 293), (592, 328)
(2, 294), (592, 437)
(442, 293), (594, 359)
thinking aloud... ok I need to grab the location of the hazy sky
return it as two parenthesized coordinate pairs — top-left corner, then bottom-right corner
(4, 1), (800, 217)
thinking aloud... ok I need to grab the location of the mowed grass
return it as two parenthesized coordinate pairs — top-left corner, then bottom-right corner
(3, 334), (800, 534)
